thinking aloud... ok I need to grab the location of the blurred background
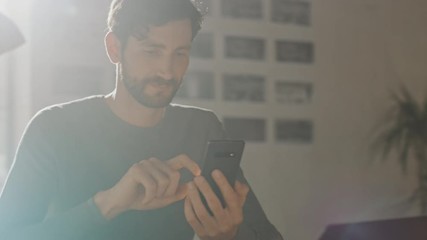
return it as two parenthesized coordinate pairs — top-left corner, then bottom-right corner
(1, 0), (427, 239)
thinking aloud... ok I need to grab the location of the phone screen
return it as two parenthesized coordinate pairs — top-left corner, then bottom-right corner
(200, 140), (245, 212)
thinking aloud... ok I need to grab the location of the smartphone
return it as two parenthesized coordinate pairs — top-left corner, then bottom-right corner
(200, 140), (245, 212)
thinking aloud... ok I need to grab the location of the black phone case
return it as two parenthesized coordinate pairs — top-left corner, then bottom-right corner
(200, 140), (245, 213)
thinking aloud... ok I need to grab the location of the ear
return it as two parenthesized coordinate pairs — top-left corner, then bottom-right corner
(105, 31), (122, 64)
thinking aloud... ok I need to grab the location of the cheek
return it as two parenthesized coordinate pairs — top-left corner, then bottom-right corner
(124, 53), (152, 76)
(174, 57), (190, 77)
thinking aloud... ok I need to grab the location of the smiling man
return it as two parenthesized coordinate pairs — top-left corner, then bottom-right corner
(0, 0), (283, 239)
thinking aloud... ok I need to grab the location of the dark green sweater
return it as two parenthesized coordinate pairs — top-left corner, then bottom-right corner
(0, 96), (283, 240)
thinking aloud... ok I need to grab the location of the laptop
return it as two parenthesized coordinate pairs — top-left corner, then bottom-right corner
(319, 216), (427, 240)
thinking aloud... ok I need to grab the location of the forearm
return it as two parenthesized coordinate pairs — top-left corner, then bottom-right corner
(235, 222), (284, 240)
(2, 198), (107, 240)
(236, 170), (284, 240)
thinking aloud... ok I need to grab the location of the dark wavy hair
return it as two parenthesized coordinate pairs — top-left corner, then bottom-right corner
(107, 0), (204, 45)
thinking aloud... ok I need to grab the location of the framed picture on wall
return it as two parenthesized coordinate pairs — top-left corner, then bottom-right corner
(223, 117), (266, 142)
(175, 71), (215, 99)
(221, 0), (263, 19)
(190, 32), (214, 59)
(223, 74), (265, 103)
(275, 81), (313, 104)
(271, 0), (311, 26)
(276, 40), (314, 63)
(225, 36), (265, 60)
(275, 119), (313, 143)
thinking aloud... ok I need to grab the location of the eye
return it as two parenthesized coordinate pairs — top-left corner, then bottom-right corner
(143, 48), (161, 56)
(176, 50), (189, 57)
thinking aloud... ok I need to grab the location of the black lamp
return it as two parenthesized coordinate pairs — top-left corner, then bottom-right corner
(0, 12), (25, 55)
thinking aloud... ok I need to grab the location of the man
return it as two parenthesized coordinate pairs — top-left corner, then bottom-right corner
(0, 0), (283, 239)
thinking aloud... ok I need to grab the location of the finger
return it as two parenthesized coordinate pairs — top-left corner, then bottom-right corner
(195, 176), (235, 233)
(173, 182), (189, 201)
(187, 182), (218, 235)
(154, 160), (181, 197)
(184, 197), (207, 237)
(154, 183), (189, 208)
(211, 170), (239, 210)
(131, 164), (157, 205)
(149, 185), (187, 208)
(235, 181), (250, 204)
(194, 176), (226, 219)
(164, 174), (180, 197)
(147, 158), (180, 197)
(167, 154), (201, 176)
(144, 159), (170, 198)
(227, 181), (249, 225)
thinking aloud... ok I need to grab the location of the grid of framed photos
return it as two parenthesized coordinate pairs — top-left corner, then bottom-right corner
(271, 0), (311, 26)
(175, 0), (314, 144)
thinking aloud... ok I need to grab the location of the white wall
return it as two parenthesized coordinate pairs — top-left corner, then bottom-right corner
(193, 0), (427, 239)
(190, 1), (427, 239)
(0, 0), (33, 187)
(268, 0), (427, 239)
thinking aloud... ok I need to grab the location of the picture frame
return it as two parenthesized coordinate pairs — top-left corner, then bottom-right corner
(221, 0), (263, 19)
(223, 117), (267, 142)
(276, 40), (314, 63)
(275, 119), (313, 143)
(223, 74), (265, 102)
(271, 0), (311, 26)
(275, 81), (313, 104)
(225, 36), (265, 60)
(175, 71), (215, 99)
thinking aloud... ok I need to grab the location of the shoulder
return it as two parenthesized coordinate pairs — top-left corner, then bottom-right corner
(167, 103), (226, 139)
(28, 95), (105, 130)
(34, 96), (104, 120)
(168, 103), (220, 123)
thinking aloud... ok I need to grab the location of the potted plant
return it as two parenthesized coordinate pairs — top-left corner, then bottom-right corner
(371, 84), (427, 214)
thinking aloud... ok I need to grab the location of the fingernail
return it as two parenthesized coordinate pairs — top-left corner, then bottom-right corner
(212, 169), (221, 177)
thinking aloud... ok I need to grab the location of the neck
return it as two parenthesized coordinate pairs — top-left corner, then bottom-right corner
(105, 90), (166, 128)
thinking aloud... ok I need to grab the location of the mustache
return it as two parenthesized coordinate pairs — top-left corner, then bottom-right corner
(145, 76), (177, 86)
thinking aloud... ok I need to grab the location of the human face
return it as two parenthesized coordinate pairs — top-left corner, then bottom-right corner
(119, 19), (192, 108)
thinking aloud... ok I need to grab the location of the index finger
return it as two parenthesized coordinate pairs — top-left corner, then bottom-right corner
(211, 170), (240, 209)
(167, 154), (201, 176)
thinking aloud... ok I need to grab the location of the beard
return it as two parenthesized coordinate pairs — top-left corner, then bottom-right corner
(120, 65), (181, 108)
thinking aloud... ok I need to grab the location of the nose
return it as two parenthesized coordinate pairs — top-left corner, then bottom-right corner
(157, 56), (174, 80)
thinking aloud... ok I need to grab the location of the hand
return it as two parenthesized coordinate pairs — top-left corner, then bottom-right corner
(184, 170), (250, 240)
(94, 154), (201, 219)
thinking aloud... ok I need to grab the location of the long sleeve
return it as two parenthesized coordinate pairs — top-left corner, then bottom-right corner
(207, 112), (284, 240)
(0, 113), (108, 240)
(0, 103), (285, 240)
(234, 169), (284, 240)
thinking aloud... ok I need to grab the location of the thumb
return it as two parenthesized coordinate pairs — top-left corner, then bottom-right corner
(174, 183), (190, 201)
(168, 155), (201, 177)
